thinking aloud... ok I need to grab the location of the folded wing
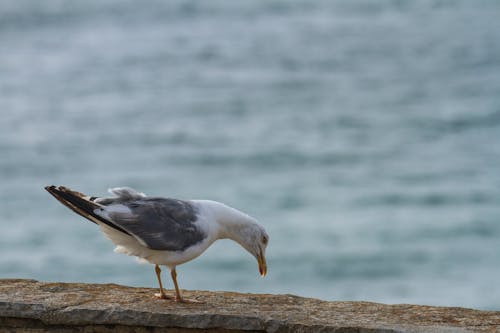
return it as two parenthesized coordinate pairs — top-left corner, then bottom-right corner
(96, 197), (206, 251)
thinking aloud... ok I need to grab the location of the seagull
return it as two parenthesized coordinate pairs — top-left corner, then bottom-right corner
(45, 185), (268, 303)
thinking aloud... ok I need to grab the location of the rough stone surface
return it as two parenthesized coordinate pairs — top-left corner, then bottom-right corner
(0, 279), (499, 333)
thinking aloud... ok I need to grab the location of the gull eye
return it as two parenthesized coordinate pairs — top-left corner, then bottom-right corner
(262, 236), (268, 245)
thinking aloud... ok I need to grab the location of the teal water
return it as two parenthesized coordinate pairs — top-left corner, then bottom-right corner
(1, 0), (500, 309)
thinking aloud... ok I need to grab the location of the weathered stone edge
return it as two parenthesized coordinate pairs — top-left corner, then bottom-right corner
(0, 280), (492, 333)
(1, 301), (294, 333)
(0, 300), (475, 333)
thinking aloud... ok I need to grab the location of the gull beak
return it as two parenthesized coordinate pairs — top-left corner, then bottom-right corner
(257, 250), (267, 277)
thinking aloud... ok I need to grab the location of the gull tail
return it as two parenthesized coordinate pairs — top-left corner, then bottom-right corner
(44, 185), (131, 235)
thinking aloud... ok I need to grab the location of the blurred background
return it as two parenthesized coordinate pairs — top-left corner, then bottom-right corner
(1, 0), (500, 310)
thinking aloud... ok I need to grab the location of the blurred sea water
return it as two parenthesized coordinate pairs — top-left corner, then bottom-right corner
(1, 0), (500, 309)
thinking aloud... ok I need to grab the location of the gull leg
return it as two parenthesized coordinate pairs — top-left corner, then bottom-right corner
(154, 264), (170, 299)
(170, 268), (202, 303)
(170, 268), (182, 302)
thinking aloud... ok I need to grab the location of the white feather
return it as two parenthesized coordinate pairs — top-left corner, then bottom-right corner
(108, 187), (146, 199)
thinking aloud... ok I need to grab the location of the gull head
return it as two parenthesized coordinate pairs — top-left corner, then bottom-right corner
(206, 200), (269, 277)
(234, 222), (269, 277)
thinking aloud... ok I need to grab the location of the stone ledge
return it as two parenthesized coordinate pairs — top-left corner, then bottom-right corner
(0, 279), (498, 332)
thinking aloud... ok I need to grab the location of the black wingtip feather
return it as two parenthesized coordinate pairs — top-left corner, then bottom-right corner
(45, 185), (131, 236)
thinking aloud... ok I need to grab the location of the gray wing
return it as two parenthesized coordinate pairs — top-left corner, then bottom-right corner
(97, 197), (206, 251)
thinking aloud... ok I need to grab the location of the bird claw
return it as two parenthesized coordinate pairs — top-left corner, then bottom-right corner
(175, 297), (203, 304)
(154, 292), (172, 300)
